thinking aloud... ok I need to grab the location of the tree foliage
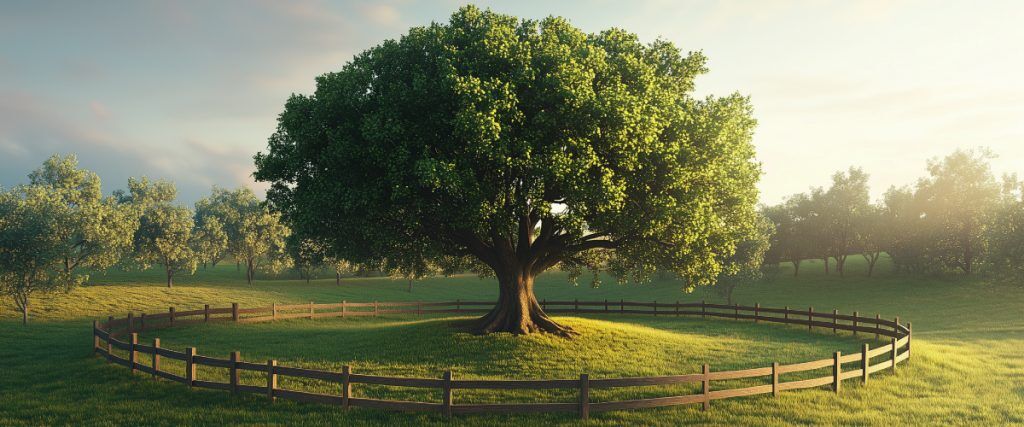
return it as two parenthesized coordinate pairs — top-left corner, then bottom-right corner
(254, 6), (761, 335)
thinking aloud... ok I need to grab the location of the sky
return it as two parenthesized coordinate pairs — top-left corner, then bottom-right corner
(1, 0), (1022, 204)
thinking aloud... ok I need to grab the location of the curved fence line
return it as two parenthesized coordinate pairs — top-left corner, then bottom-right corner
(92, 300), (912, 419)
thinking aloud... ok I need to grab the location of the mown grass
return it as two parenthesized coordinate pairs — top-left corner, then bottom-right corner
(1, 256), (1022, 425)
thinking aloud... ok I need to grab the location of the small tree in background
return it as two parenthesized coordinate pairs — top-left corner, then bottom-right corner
(192, 216), (228, 270)
(711, 214), (773, 305)
(30, 155), (138, 279)
(988, 175), (1024, 280)
(132, 203), (198, 288)
(237, 207), (292, 284)
(916, 149), (1001, 274)
(821, 167), (871, 277)
(0, 186), (72, 324)
(289, 237), (325, 284)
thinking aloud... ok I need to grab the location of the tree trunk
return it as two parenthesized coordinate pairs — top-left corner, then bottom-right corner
(823, 257), (830, 274)
(336, 271), (341, 286)
(408, 279), (413, 293)
(836, 255), (846, 278)
(166, 268), (173, 288)
(469, 269), (573, 336)
(21, 297), (28, 326)
(792, 260), (801, 277)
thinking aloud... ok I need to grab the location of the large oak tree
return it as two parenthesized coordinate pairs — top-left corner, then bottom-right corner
(255, 7), (760, 335)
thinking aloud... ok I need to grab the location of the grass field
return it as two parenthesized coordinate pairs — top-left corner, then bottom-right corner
(1, 256), (1022, 425)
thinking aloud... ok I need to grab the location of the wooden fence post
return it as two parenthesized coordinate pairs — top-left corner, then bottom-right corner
(832, 309), (838, 333)
(106, 316), (113, 360)
(230, 351), (240, 393)
(272, 303), (278, 320)
(170, 307), (176, 326)
(204, 304), (210, 322)
(232, 303), (239, 321)
(140, 313), (146, 331)
(675, 300), (680, 317)
(862, 343), (869, 384)
(907, 322), (912, 362)
(342, 300), (347, 318)
(620, 299), (624, 314)
(604, 299), (608, 312)
(341, 365), (351, 410)
(456, 299), (460, 312)
(874, 314), (880, 340)
(852, 311), (858, 336)
(733, 303), (738, 320)
(267, 360), (277, 402)
(808, 307), (813, 332)
(542, 298), (547, 311)
(443, 370), (453, 418)
(574, 298), (579, 312)
(374, 301), (378, 317)
(579, 373), (590, 420)
(653, 300), (657, 316)
(129, 332), (138, 374)
(309, 301), (314, 319)
(702, 364), (710, 411)
(833, 351), (841, 393)
(784, 306), (789, 321)
(417, 301), (422, 316)
(891, 338), (898, 373)
(755, 303), (760, 323)
(893, 316), (900, 336)
(127, 312), (134, 333)
(701, 300), (706, 319)
(772, 362), (779, 397)
(152, 338), (160, 379)
(93, 320), (100, 353)
(186, 347), (197, 388)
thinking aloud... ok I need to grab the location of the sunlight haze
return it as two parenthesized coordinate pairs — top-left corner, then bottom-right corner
(1, 0), (1021, 203)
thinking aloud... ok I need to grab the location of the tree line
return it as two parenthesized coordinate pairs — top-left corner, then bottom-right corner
(761, 149), (1024, 279)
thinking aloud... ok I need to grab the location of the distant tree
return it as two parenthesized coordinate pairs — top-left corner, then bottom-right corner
(255, 7), (761, 335)
(820, 167), (871, 277)
(856, 204), (886, 276)
(237, 207), (291, 284)
(192, 216), (228, 270)
(763, 201), (802, 276)
(195, 187), (290, 284)
(195, 188), (257, 267)
(712, 214), (773, 305)
(28, 155), (138, 280)
(988, 175), (1024, 279)
(131, 200), (198, 288)
(916, 149), (1000, 274)
(289, 237), (325, 284)
(882, 185), (932, 273)
(326, 257), (355, 286)
(0, 186), (73, 324)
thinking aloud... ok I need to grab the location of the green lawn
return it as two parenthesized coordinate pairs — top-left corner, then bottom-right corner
(1, 256), (1022, 425)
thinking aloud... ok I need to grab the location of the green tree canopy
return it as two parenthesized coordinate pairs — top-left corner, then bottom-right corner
(0, 185), (70, 324)
(255, 6), (760, 335)
(29, 155), (138, 279)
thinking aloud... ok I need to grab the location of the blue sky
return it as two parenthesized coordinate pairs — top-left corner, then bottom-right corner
(2, 1), (1022, 204)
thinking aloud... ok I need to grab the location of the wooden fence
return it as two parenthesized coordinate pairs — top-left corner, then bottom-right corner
(93, 300), (911, 419)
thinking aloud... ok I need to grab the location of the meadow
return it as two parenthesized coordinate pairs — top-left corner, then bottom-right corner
(1, 257), (1022, 426)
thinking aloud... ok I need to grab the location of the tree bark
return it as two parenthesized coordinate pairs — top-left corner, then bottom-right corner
(21, 297), (28, 326)
(166, 268), (173, 288)
(336, 271), (341, 286)
(791, 260), (801, 277)
(823, 257), (830, 274)
(469, 268), (573, 336)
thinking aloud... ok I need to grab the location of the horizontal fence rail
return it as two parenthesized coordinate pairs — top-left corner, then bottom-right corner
(93, 300), (911, 420)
